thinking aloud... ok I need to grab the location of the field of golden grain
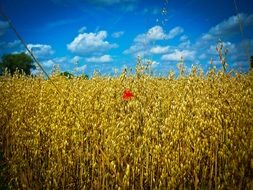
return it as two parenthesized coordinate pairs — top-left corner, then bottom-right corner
(0, 69), (253, 189)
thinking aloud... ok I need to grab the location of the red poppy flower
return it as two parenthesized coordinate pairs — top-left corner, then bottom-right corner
(123, 89), (134, 101)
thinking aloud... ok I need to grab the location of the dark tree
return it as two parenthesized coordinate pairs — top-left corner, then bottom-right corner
(60, 71), (74, 79)
(0, 53), (35, 75)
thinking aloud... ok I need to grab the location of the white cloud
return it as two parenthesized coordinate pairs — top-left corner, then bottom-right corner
(200, 13), (253, 42)
(27, 44), (54, 58)
(40, 56), (88, 73)
(134, 26), (167, 44)
(151, 60), (159, 68)
(123, 43), (148, 57)
(42, 60), (55, 68)
(201, 34), (213, 41)
(54, 57), (68, 63)
(75, 64), (87, 73)
(41, 57), (69, 68)
(144, 59), (159, 68)
(192, 14), (253, 71)
(161, 50), (196, 61)
(207, 41), (236, 55)
(0, 40), (21, 49)
(78, 26), (87, 33)
(180, 35), (188, 42)
(125, 25), (184, 57)
(7, 40), (21, 48)
(150, 45), (170, 54)
(167, 26), (184, 39)
(71, 56), (81, 64)
(240, 38), (253, 53)
(67, 31), (117, 55)
(0, 21), (9, 36)
(86, 54), (113, 63)
(112, 31), (124, 38)
(179, 40), (191, 48)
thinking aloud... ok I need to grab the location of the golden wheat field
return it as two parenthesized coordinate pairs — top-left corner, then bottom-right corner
(0, 68), (253, 189)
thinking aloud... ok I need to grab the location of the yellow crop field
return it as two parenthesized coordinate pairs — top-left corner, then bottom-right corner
(0, 69), (253, 189)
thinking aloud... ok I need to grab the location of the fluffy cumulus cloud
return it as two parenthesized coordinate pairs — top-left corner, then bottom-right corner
(40, 56), (88, 75)
(180, 35), (188, 42)
(161, 50), (196, 61)
(179, 34), (191, 48)
(240, 39), (253, 57)
(125, 26), (184, 56)
(42, 57), (68, 68)
(7, 40), (21, 48)
(189, 13), (253, 72)
(200, 13), (253, 42)
(150, 60), (159, 68)
(167, 26), (184, 40)
(40, 56), (86, 74)
(71, 56), (81, 64)
(75, 64), (87, 73)
(112, 31), (124, 38)
(78, 26), (87, 33)
(230, 39), (253, 65)
(0, 41), (55, 60)
(124, 42), (148, 56)
(27, 44), (54, 58)
(179, 40), (191, 49)
(207, 41), (236, 55)
(143, 59), (160, 68)
(42, 60), (56, 68)
(0, 21), (9, 36)
(134, 26), (167, 44)
(150, 45), (170, 54)
(67, 31), (117, 55)
(131, 13), (253, 70)
(0, 40), (21, 50)
(86, 54), (113, 63)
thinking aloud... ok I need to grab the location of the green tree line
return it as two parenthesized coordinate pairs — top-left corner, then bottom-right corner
(0, 52), (89, 79)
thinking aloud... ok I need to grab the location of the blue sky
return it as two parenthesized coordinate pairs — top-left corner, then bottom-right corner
(0, 0), (253, 76)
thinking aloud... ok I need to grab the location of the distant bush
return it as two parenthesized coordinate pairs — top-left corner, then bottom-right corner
(60, 71), (74, 79)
